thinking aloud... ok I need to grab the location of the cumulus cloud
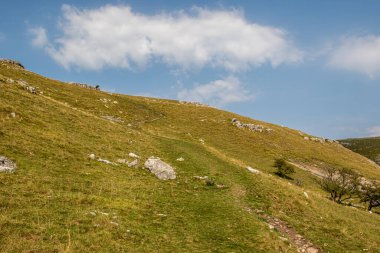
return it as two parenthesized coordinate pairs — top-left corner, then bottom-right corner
(177, 76), (253, 106)
(34, 4), (302, 71)
(29, 27), (49, 47)
(368, 126), (380, 137)
(328, 35), (380, 78)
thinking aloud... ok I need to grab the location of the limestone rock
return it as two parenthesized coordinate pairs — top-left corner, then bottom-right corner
(129, 153), (140, 159)
(127, 159), (139, 168)
(0, 156), (16, 173)
(176, 157), (184, 162)
(246, 166), (260, 174)
(89, 154), (96, 160)
(144, 157), (176, 180)
(97, 158), (116, 165)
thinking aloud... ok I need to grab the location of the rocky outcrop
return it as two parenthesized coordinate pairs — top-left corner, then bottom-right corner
(17, 80), (37, 94)
(0, 59), (25, 69)
(144, 157), (176, 180)
(179, 101), (209, 107)
(0, 156), (16, 173)
(68, 82), (100, 90)
(232, 118), (273, 133)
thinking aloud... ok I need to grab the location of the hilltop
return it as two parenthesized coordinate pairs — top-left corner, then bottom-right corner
(1, 59), (380, 252)
(340, 137), (380, 165)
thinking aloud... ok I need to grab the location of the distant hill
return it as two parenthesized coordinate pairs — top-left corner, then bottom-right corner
(1, 59), (380, 252)
(340, 136), (380, 165)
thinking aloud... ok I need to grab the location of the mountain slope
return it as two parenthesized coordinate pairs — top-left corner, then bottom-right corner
(1, 60), (380, 252)
(340, 137), (380, 165)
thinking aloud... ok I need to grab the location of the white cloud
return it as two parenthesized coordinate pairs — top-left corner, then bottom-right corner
(328, 35), (380, 78)
(177, 76), (254, 106)
(29, 27), (49, 48)
(35, 4), (302, 71)
(368, 126), (380, 137)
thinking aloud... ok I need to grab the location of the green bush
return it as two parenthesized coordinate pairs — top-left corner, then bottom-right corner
(274, 158), (294, 178)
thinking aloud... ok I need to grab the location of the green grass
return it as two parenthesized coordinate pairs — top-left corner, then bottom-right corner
(340, 137), (380, 165)
(1, 60), (380, 252)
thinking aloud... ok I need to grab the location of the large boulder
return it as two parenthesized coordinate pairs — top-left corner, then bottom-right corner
(144, 157), (176, 180)
(0, 156), (16, 173)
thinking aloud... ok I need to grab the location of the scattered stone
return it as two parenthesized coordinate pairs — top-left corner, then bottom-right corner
(69, 82), (100, 90)
(176, 157), (184, 162)
(179, 100), (209, 107)
(110, 221), (119, 226)
(268, 224), (274, 230)
(193, 176), (208, 180)
(157, 213), (167, 217)
(144, 157), (176, 180)
(89, 212), (96, 216)
(0, 156), (16, 173)
(26, 85), (36, 94)
(246, 166), (260, 174)
(199, 138), (205, 145)
(216, 184), (226, 189)
(129, 153), (140, 159)
(127, 124), (132, 127)
(232, 118), (273, 133)
(10, 112), (16, 118)
(117, 158), (127, 164)
(127, 159), (139, 168)
(17, 80), (37, 94)
(304, 137), (310, 141)
(97, 158), (116, 165)
(89, 154), (96, 160)
(304, 192), (309, 199)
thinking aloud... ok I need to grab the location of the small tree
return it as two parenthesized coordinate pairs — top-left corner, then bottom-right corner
(319, 167), (360, 203)
(359, 182), (380, 211)
(274, 158), (295, 178)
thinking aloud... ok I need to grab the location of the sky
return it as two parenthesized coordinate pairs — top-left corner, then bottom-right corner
(1, 0), (380, 139)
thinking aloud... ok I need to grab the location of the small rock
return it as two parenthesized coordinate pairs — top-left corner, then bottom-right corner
(304, 192), (309, 199)
(246, 166), (260, 174)
(117, 158), (128, 164)
(0, 156), (16, 173)
(306, 247), (319, 253)
(110, 221), (119, 226)
(10, 112), (16, 118)
(268, 224), (274, 230)
(193, 176), (208, 180)
(176, 157), (184, 162)
(127, 159), (139, 168)
(129, 152), (140, 159)
(89, 154), (96, 160)
(144, 157), (176, 180)
(199, 138), (205, 144)
(97, 158), (116, 165)
(157, 213), (167, 217)
(89, 212), (96, 216)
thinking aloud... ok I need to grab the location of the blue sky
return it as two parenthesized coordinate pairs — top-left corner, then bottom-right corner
(1, 0), (380, 139)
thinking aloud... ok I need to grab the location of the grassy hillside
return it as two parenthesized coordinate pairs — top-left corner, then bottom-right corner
(1, 60), (380, 252)
(340, 137), (380, 165)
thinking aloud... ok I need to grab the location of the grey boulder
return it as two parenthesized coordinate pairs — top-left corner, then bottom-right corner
(144, 157), (176, 180)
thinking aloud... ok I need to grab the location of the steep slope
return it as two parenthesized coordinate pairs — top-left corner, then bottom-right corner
(340, 137), (380, 165)
(1, 60), (380, 252)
